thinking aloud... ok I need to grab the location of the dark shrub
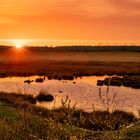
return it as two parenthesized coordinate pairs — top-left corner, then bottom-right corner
(97, 80), (104, 86)
(110, 80), (122, 86)
(83, 110), (137, 131)
(35, 78), (44, 83)
(48, 75), (52, 80)
(63, 75), (74, 80)
(58, 76), (62, 80)
(123, 76), (140, 88)
(36, 93), (54, 102)
(0, 72), (8, 78)
(103, 78), (110, 85)
(103, 77), (123, 86)
(131, 83), (140, 88)
(24, 80), (34, 84)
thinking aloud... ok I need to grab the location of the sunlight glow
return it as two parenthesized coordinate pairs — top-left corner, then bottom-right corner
(15, 44), (23, 48)
(9, 39), (27, 48)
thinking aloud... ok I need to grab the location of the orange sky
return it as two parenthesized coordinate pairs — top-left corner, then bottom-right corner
(0, 0), (140, 45)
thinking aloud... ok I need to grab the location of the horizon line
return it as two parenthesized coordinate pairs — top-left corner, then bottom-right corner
(0, 39), (139, 46)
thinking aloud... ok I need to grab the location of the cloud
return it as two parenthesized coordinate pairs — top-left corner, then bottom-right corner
(0, 0), (139, 18)
(0, 0), (140, 41)
(108, 0), (140, 15)
(45, 0), (140, 16)
(0, 0), (122, 17)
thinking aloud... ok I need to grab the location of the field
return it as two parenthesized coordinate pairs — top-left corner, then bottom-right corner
(0, 47), (140, 78)
(0, 46), (140, 139)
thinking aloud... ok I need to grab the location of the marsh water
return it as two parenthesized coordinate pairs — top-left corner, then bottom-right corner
(0, 76), (140, 117)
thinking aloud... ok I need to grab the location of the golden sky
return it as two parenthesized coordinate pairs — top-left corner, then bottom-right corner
(0, 0), (140, 45)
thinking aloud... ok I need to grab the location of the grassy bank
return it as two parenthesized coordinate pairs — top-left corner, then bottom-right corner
(0, 92), (140, 139)
(0, 48), (140, 78)
(0, 61), (140, 78)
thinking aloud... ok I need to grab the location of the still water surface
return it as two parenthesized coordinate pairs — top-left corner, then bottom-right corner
(0, 76), (139, 117)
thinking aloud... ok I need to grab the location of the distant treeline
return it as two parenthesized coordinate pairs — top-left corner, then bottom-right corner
(0, 45), (140, 52)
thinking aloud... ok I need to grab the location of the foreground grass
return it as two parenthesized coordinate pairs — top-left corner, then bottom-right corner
(0, 92), (139, 140)
(121, 121), (140, 140)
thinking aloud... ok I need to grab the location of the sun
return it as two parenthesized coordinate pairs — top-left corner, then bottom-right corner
(15, 44), (23, 48)
(8, 39), (27, 49)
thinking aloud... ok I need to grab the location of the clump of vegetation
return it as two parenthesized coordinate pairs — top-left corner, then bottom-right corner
(123, 75), (140, 88)
(97, 80), (104, 86)
(104, 77), (123, 86)
(35, 78), (44, 82)
(47, 74), (74, 80)
(24, 80), (34, 84)
(97, 78), (118, 113)
(36, 92), (54, 102)
(43, 96), (136, 135)
(97, 76), (140, 89)
(0, 92), (36, 105)
(84, 110), (137, 131)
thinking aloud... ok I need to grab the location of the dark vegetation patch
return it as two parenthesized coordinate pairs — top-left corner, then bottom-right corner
(97, 80), (104, 86)
(0, 92), (36, 105)
(83, 110), (137, 131)
(50, 108), (137, 131)
(24, 79), (34, 84)
(123, 75), (140, 89)
(36, 93), (54, 102)
(97, 76), (140, 89)
(35, 78), (44, 82)
(0, 61), (139, 80)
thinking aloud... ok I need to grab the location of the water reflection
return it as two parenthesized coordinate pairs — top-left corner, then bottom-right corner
(0, 76), (139, 117)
